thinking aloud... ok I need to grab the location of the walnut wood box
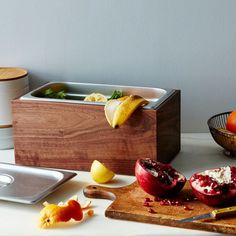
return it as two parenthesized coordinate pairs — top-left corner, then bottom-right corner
(12, 82), (180, 175)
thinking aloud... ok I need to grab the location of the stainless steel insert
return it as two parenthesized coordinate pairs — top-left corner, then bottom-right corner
(20, 82), (175, 109)
(0, 163), (76, 204)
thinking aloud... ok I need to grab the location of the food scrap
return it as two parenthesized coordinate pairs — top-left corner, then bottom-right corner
(84, 93), (108, 102)
(104, 95), (148, 128)
(43, 88), (66, 99)
(108, 90), (123, 100)
(84, 90), (123, 103)
(38, 196), (93, 229)
(90, 160), (115, 184)
(183, 205), (193, 211)
(86, 209), (94, 217)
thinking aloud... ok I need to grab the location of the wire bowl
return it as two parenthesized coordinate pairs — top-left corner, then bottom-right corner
(208, 111), (236, 157)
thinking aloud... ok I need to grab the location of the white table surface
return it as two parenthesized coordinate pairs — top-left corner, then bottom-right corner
(0, 133), (235, 236)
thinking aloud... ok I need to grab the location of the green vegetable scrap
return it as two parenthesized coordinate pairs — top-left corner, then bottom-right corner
(108, 90), (123, 100)
(44, 88), (66, 99)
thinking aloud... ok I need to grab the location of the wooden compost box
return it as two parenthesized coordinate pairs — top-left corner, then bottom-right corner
(12, 82), (180, 175)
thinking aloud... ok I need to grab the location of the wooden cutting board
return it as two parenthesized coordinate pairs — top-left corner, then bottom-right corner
(83, 181), (236, 235)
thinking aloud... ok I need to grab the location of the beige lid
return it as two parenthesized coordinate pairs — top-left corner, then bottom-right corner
(0, 67), (28, 81)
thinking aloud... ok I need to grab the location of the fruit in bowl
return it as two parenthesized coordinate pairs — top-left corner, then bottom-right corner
(135, 159), (186, 197)
(226, 110), (236, 133)
(190, 166), (236, 206)
(208, 111), (236, 156)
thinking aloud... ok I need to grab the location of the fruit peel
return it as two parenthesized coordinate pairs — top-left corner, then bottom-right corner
(39, 197), (93, 229)
(104, 95), (148, 128)
(39, 199), (83, 228)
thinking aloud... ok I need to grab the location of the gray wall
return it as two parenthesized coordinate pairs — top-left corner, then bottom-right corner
(1, 0), (236, 132)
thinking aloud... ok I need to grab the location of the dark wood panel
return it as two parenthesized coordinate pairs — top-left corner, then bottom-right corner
(12, 100), (157, 175)
(157, 90), (181, 163)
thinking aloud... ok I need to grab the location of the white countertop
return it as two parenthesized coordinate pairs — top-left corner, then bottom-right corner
(0, 133), (234, 236)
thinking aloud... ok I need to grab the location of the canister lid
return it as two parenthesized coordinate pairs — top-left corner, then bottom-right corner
(0, 67), (28, 81)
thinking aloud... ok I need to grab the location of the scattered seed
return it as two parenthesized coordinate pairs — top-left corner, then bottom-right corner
(159, 199), (183, 206)
(86, 209), (94, 216)
(145, 197), (153, 202)
(143, 202), (150, 207)
(184, 205), (193, 211)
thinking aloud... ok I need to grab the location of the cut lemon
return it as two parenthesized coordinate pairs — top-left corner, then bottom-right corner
(104, 95), (148, 128)
(84, 93), (107, 102)
(90, 160), (115, 184)
(104, 99), (122, 126)
(117, 96), (129, 101)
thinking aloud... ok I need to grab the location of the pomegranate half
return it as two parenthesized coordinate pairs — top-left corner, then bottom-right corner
(190, 166), (236, 206)
(135, 159), (186, 197)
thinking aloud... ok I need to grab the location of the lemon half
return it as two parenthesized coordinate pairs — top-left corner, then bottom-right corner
(90, 160), (115, 184)
(84, 93), (107, 102)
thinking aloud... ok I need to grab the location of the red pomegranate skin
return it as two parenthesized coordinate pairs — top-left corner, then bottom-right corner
(135, 159), (186, 197)
(189, 166), (236, 206)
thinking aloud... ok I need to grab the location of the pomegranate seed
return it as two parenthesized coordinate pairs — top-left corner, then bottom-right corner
(184, 205), (193, 211)
(143, 202), (150, 207)
(144, 197), (152, 202)
(160, 199), (171, 206)
(198, 175), (204, 181)
(209, 189), (216, 194)
(200, 181), (205, 187)
(159, 198), (183, 206)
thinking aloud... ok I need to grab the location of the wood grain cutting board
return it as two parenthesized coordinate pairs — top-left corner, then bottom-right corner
(83, 181), (236, 235)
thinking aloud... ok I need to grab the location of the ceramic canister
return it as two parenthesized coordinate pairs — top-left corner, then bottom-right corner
(0, 67), (29, 149)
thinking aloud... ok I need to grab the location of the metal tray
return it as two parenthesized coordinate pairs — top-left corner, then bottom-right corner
(0, 163), (76, 204)
(20, 82), (175, 110)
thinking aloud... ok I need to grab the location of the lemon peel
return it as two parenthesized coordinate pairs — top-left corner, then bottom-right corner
(104, 95), (148, 128)
(39, 197), (93, 229)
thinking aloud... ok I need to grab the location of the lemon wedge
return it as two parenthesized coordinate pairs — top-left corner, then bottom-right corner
(104, 99), (122, 126)
(90, 160), (115, 184)
(104, 95), (148, 128)
(84, 93), (108, 102)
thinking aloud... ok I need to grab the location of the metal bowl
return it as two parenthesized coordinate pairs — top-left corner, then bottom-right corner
(208, 111), (236, 156)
